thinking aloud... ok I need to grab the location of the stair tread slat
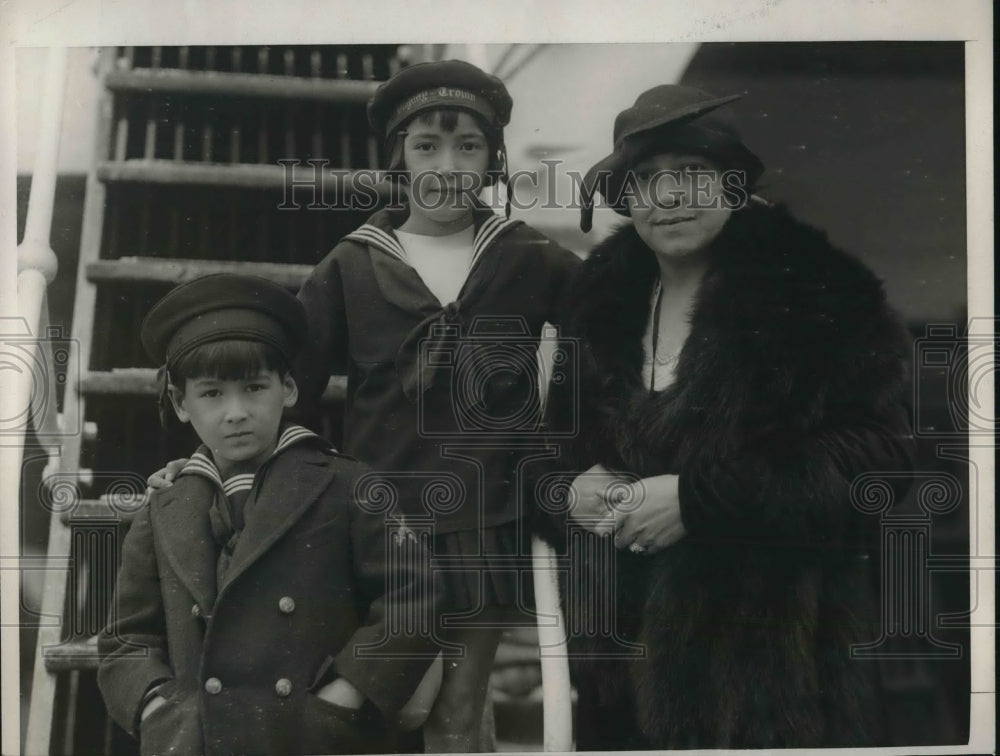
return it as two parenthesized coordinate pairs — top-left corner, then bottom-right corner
(106, 68), (381, 104)
(60, 495), (146, 524)
(88, 258), (314, 288)
(96, 159), (390, 193)
(43, 637), (100, 672)
(80, 369), (347, 402)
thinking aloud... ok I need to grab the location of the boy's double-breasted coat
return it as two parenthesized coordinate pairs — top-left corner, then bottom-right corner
(98, 439), (438, 756)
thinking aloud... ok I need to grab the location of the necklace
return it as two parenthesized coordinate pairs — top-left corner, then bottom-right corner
(648, 281), (682, 392)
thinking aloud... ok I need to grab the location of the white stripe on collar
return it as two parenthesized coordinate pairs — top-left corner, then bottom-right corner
(274, 424), (320, 454)
(471, 214), (518, 270)
(223, 474), (255, 496)
(345, 225), (408, 263)
(178, 424), (321, 492)
(346, 213), (520, 269)
(182, 453), (224, 487)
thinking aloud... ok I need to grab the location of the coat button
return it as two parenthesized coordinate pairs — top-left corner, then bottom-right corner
(191, 603), (202, 618)
(204, 677), (223, 695)
(274, 678), (292, 697)
(278, 596), (296, 614)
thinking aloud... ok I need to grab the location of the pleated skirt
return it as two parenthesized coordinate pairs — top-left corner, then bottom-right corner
(431, 519), (535, 612)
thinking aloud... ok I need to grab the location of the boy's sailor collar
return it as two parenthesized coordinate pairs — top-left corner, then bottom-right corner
(344, 199), (522, 272)
(178, 424), (322, 495)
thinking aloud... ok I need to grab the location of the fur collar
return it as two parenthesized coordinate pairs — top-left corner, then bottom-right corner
(563, 201), (909, 476)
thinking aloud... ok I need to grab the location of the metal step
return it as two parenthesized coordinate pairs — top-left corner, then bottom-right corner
(80, 369), (347, 402)
(88, 257), (313, 289)
(43, 637), (100, 672)
(60, 495), (146, 524)
(96, 159), (390, 194)
(105, 68), (380, 104)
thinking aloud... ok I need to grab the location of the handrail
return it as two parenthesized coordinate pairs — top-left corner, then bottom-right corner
(10, 46), (69, 756)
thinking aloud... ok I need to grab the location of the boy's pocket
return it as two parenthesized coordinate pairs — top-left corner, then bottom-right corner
(138, 689), (200, 756)
(305, 691), (364, 722)
(298, 693), (373, 754)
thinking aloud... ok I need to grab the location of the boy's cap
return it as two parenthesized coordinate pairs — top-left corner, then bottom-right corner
(141, 274), (307, 366)
(368, 59), (513, 137)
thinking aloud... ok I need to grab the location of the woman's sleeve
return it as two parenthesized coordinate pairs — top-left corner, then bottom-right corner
(679, 274), (917, 547)
(294, 249), (349, 425)
(678, 402), (915, 546)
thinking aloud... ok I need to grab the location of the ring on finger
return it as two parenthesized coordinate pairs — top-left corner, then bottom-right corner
(628, 542), (646, 554)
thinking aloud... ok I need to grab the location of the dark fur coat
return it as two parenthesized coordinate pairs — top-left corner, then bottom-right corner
(537, 201), (915, 750)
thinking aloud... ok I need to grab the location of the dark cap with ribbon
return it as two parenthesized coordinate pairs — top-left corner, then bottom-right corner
(580, 84), (764, 232)
(368, 59), (513, 138)
(141, 274), (307, 368)
(368, 59), (516, 218)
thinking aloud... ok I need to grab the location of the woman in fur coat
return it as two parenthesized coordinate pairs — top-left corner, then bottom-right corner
(535, 85), (915, 750)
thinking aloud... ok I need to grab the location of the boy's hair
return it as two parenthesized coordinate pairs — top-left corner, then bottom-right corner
(385, 108), (504, 184)
(168, 339), (291, 391)
(159, 339), (291, 428)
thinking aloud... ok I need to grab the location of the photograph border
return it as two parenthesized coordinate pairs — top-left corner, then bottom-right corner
(1, 2), (993, 755)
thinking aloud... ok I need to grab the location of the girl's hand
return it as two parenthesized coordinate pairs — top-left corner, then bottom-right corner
(315, 677), (366, 710)
(613, 474), (686, 554)
(145, 458), (189, 493)
(140, 695), (167, 722)
(568, 464), (631, 535)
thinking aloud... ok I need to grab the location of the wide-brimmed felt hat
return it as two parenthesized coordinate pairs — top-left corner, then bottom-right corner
(580, 84), (764, 232)
(368, 59), (513, 137)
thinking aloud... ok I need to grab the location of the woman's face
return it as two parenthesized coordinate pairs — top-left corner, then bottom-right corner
(626, 152), (732, 260)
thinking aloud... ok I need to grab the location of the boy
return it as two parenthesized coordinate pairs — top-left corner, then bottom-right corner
(98, 274), (440, 756)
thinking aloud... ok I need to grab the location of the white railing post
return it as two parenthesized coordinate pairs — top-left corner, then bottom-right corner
(533, 536), (574, 751)
(7, 45), (69, 756)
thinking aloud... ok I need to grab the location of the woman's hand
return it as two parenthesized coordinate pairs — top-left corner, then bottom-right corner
(567, 464), (631, 535)
(613, 474), (686, 554)
(315, 677), (366, 710)
(145, 458), (189, 494)
(140, 695), (167, 722)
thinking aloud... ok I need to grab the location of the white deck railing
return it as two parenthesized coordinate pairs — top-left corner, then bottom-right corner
(1, 46), (68, 756)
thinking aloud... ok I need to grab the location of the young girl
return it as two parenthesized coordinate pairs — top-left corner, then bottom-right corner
(295, 59), (579, 752)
